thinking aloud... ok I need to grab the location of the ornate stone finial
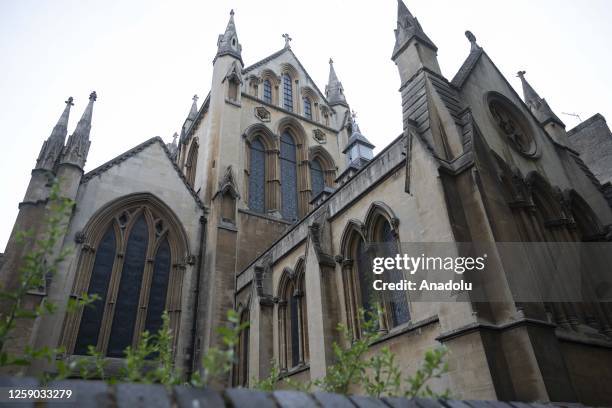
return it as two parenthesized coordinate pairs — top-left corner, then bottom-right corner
(230, 9), (234, 16)
(192, 94), (199, 102)
(89, 91), (97, 101)
(329, 58), (333, 65)
(172, 132), (178, 144)
(465, 30), (479, 50)
(351, 110), (357, 121)
(282, 33), (292, 48)
(516, 70), (526, 78)
(65, 96), (74, 106)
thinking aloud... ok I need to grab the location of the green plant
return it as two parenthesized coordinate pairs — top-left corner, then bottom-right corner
(404, 346), (450, 399)
(190, 309), (249, 387)
(0, 179), (97, 372)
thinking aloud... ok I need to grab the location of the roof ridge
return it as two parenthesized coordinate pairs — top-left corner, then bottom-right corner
(242, 47), (288, 73)
(450, 47), (483, 89)
(81, 137), (206, 209)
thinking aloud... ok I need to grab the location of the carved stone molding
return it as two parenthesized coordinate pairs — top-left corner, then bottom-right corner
(255, 106), (271, 122)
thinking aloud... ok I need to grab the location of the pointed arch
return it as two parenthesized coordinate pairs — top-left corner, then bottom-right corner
(566, 189), (604, 240)
(525, 171), (566, 223)
(244, 124), (278, 214)
(364, 201), (400, 243)
(340, 219), (365, 257)
(185, 138), (199, 187)
(309, 145), (337, 192)
(61, 193), (190, 358)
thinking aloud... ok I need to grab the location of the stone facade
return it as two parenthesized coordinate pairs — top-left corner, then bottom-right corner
(1, 3), (612, 406)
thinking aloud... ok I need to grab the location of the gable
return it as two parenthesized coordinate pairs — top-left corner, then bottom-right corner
(81, 137), (205, 209)
(243, 48), (330, 108)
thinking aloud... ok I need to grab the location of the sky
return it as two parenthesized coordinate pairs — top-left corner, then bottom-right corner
(0, 0), (611, 250)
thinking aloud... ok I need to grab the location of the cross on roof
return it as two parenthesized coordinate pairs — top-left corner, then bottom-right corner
(193, 94), (199, 102)
(282, 33), (292, 48)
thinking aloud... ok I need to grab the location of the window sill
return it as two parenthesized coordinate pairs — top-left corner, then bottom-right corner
(278, 363), (310, 379)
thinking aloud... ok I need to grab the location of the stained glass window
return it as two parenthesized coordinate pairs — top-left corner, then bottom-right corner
(310, 159), (324, 200)
(144, 238), (171, 335)
(249, 138), (266, 213)
(263, 80), (272, 104)
(303, 97), (312, 119)
(74, 227), (116, 355)
(280, 132), (298, 221)
(380, 221), (410, 326)
(107, 216), (148, 357)
(282, 74), (293, 111)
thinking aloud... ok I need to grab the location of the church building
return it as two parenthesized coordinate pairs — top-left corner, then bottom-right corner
(1, 2), (612, 405)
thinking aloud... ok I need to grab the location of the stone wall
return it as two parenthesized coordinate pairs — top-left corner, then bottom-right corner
(0, 377), (587, 408)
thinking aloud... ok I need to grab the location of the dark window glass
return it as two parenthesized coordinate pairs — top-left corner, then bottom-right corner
(144, 238), (171, 335)
(241, 318), (249, 385)
(280, 132), (298, 221)
(290, 293), (300, 367)
(74, 227), (116, 355)
(107, 216), (149, 357)
(381, 221), (410, 326)
(310, 160), (325, 200)
(249, 138), (266, 213)
(282, 74), (293, 111)
(303, 97), (312, 119)
(356, 239), (375, 318)
(263, 80), (272, 103)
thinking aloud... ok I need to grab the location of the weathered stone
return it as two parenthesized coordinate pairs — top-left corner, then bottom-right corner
(350, 394), (392, 407)
(312, 391), (356, 408)
(225, 388), (276, 408)
(174, 386), (225, 408)
(115, 383), (170, 408)
(273, 390), (317, 407)
(0, 376), (39, 408)
(46, 379), (110, 408)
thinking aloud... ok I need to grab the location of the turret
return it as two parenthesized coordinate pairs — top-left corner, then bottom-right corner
(55, 91), (96, 201)
(325, 58), (352, 152)
(392, 0), (440, 85)
(36, 97), (73, 171)
(336, 113), (375, 185)
(517, 71), (568, 145)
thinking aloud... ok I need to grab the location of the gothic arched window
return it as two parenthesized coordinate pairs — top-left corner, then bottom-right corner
(248, 138), (266, 213)
(185, 140), (198, 187)
(280, 132), (298, 221)
(303, 97), (312, 119)
(355, 238), (375, 318)
(310, 159), (325, 199)
(278, 266), (307, 370)
(378, 220), (410, 327)
(282, 74), (293, 111)
(233, 307), (250, 386)
(64, 197), (187, 358)
(263, 80), (272, 104)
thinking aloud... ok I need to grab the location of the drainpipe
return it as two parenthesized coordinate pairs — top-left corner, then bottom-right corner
(186, 213), (208, 379)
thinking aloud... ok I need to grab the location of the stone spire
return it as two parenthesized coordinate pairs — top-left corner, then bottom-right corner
(517, 71), (565, 128)
(36, 96), (74, 170)
(180, 95), (199, 144)
(392, 0), (437, 59)
(214, 9), (242, 64)
(189, 94), (199, 120)
(61, 91), (96, 169)
(167, 132), (179, 160)
(325, 58), (348, 107)
(343, 111), (375, 163)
